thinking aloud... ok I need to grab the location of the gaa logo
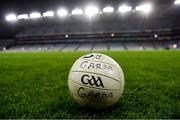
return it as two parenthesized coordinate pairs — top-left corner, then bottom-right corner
(81, 74), (104, 88)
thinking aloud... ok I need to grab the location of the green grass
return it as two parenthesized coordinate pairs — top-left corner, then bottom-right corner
(0, 51), (179, 119)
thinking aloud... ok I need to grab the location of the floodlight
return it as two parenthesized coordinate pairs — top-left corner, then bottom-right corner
(174, 0), (180, 5)
(154, 34), (158, 38)
(17, 14), (29, 20)
(103, 6), (114, 13)
(65, 34), (69, 38)
(135, 3), (152, 14)
(43, 11), (54, 17)
(111, 33), (115, 37)
(172, 44), (177, 49)
(30, 12), (41, 19)
(5, 14), (17, 22)
(57, 9), (68, 17)
(72, 8), (83, 15)
(118, 5), (132, 13)
(85, 6), (99, 17)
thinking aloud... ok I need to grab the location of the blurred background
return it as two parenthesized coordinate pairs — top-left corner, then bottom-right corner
(0, 0), (180, 52)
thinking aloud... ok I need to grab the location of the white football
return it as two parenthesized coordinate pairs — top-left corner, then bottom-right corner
(68, 53), (124, 109)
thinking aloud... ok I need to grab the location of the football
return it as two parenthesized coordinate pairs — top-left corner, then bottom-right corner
(68, 53), (125, 109)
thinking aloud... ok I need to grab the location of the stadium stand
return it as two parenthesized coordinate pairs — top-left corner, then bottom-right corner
(5, 40), (180, 52)
(109, 42), (125, 51)
(6, 27), (178, 52)
(124, 42), (141, 50)
(4, 29), (180, 52)
(0, 39), (15, 51)
(62, 43), (79, 51)
(92, 43), (108, 51)
(139, 41), (154, 50)
(77, 43), (93, 51)
(1, 2), (180, 52)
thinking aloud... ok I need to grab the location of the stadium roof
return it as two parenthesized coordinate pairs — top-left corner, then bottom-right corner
(0, 0), (179, 38)
(0, 0), (174, 20)
(0, 0), (172, 12)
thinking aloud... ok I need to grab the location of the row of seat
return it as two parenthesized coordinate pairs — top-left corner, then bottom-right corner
(4, 41), (180, 52)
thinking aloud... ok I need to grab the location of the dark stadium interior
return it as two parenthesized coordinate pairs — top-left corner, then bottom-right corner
(0, 0), (180, 51)
(0, 1), (180, 119)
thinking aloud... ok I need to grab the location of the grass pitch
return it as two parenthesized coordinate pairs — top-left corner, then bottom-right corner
(0, 51), (179, 119)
